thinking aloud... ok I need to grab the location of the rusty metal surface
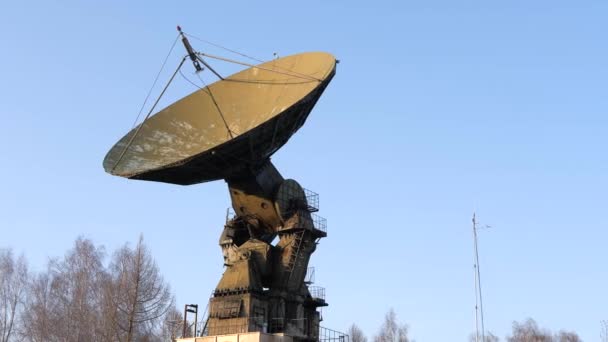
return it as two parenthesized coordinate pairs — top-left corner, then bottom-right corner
(103, 52), (336, 185)
(209, 177), (327, 341)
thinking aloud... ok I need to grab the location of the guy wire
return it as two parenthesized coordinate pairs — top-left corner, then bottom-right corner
(111, 57), (187, 173)
(132, 33), (180, 129)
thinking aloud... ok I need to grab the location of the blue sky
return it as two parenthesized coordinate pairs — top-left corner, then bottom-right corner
(1, 1), (607, 340)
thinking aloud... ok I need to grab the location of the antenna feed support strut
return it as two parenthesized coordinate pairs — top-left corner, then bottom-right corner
(177, 26), (203, 73)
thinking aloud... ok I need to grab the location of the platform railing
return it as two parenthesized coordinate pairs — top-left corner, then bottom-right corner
(320, 326), (350, 342)
(309, 286), (326, 301)
(311, 213), (327, 233)
(303, 188), (320, 212)
(305, 267), (316, 284)
(203, 317), (312, 336)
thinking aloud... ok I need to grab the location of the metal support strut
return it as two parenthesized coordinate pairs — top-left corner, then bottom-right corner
(178, 25), (224, 80)
(178, 25), (203, 73)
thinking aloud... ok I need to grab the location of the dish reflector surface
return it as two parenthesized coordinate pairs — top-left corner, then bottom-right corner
(103, 52), (336, 185)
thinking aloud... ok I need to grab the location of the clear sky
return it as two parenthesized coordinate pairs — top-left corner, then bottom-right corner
(1, 1), (607, 341)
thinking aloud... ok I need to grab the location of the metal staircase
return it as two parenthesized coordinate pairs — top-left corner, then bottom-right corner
(286, 230), (306, 285)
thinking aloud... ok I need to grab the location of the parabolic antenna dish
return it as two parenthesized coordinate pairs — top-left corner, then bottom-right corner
(103, 52), (336, 185)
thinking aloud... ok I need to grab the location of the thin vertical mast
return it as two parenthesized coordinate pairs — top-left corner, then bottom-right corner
(473, 213), (486, 341)
(473, 213), (480, 342)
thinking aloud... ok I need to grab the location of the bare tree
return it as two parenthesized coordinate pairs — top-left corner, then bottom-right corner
(554, 331), (581, 342)
(19, 238), (109, 342)
(161, 306), (184, 341)
(109, 235), (173, 342)
(487, 332), (500, 342)
(374, 309), (410, 342)
(506, 319), (582, 342)
(21, 270), (53, 342)
(11, 236), (176, 342)
(52, 238), (106, 341)
(0, 249), (28, 342)
(507, 319), (553, 342)
(349, 323), (367, 342)
(27, 238), (107, 342)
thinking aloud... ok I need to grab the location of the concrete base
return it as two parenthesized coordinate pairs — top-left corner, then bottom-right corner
(176, 332), (294, 342)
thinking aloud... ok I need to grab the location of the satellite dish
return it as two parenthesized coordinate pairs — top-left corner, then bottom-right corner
(103, 52), (337, 185)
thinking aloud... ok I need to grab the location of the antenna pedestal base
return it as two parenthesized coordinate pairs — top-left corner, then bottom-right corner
(204, 177), (326, 341)
(176, 331), (294, 342)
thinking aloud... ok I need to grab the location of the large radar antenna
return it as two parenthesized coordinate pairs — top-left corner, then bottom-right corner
(104, 28), (337, 340)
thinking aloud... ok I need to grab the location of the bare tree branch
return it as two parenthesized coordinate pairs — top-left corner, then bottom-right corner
(109, 235), (173, 342)
(0, 250), (28, 342)
(349, 323), (367, 342)
(374, 309), (411, 342)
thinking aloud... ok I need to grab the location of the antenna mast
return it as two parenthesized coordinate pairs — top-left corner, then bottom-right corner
(472, 212), (486, 342)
